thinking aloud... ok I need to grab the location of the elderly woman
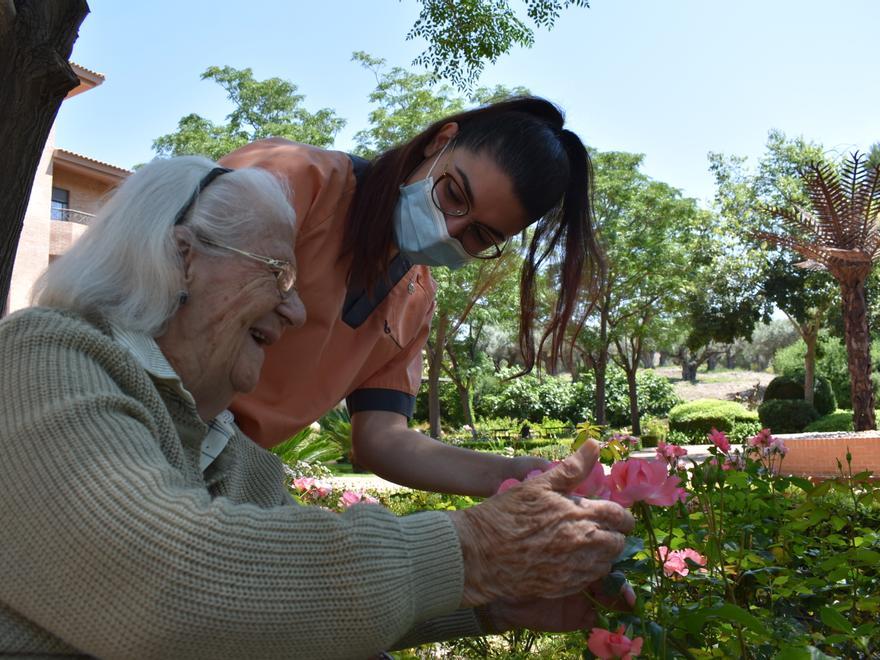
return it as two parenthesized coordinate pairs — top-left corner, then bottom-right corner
(0, 156), (633, 659)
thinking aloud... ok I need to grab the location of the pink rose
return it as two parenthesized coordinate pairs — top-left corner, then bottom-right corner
(769, 436), (788, 456)
(573, 461), (612, 500)
(722, 451), (744, 471)
(708, 428), (731, 453)
(312, 482), (333, 498)
(608, 458), (688, 508)
(588, 625), (644, 659)
(678, 548), (707, 568)
(497, 478), (522, 494)
(657, 546), (706, 577)
(340, 490), (378, 508)
(496, 466), (552, 495)
(655, 441), (688, 468)
(292, 477), (315, 492)
(748, 428), (773, 448)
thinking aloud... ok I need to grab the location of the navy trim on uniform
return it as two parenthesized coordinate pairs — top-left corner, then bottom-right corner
(341, 253), (412, 329)
(347, 388), (416, 419)
(347, 153), (370, 184)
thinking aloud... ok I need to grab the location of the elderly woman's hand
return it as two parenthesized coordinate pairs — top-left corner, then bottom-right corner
(448, 440), (634, 608)
(477, 578), (637, 634)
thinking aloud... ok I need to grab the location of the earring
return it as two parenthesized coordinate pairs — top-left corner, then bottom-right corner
(178, 290), (189, 306)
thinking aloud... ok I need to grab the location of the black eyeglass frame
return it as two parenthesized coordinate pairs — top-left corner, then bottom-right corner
(429, 155), (509, 260)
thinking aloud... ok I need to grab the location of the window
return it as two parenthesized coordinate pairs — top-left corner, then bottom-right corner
(51, 187), (70, 221)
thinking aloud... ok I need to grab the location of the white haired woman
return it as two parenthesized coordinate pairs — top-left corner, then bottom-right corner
(0, 156), (633, 659)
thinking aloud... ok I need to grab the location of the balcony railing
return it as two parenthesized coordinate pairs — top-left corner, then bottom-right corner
(51, 208), (96, 225)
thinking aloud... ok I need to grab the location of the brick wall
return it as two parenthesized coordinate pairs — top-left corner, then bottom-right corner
(780, 431), (880, 478)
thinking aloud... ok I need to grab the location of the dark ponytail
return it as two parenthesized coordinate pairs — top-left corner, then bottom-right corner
(345, 97), (603, 372)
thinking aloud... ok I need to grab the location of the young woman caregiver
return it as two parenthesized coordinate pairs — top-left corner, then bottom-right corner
(220, 96), (601, 497)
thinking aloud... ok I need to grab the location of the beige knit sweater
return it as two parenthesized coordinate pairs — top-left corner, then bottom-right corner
(0, 308), (481, 659)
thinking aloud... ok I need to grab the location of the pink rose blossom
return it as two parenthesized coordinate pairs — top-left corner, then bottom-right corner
(340, 490), (379, 508)
(748, 428), (773, 448)
(608, 458), (688, 508)
(708, 428), (731, 453)
(722, 451), (745, 471)
(497, 478), (522, 494)
(313, 483), (333, 498)
(656, 441), (688, 461)
(292, 477), (315, 492)
(657, 546), (707, 577)
(573, 462), (612, 500)
(769, 436), (788, 456)
(588, 625), (644, 659)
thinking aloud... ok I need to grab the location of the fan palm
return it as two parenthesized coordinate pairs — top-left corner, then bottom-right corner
(756, 153), (880, 430)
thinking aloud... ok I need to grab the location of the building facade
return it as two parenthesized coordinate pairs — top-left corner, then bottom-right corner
(7, 63), (130, 313)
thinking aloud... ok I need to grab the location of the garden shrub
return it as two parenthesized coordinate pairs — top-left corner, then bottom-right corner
(757, 399), (819, 434)
(803, 409), (854, 432)
(668, 399), (759, 442)
(578, 367), (681, 428)
(478, 368), (583, 423)
(639, 416), (668, 448)
(772, 333), (880, 410)
(763, 371), (836, 416)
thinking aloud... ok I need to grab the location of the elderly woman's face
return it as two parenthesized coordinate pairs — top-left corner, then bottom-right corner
(170, 213), (304, 410)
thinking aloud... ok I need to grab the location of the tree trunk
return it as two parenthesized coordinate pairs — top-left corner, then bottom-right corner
(455, 383), (476, 438)
(0, 0), (89, 311)
(706, 354), (717, 371)
(626, 366), (640, 435)
(840, 279), (876, 430)
(594, 306), (609, 425)
(427, 314), (449, 439)
(803, 325), (818, 407)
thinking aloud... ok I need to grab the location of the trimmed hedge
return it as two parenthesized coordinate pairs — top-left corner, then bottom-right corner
(803, 409), (854, 433)
(757, 399), (819, 434)
(668, 399), (760, 442)
(763, 372), (836, 416)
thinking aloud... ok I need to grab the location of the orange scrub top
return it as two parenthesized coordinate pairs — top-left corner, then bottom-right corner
(220, 139), (436, 447)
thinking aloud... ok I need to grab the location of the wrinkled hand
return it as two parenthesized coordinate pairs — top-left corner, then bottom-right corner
(449, 440), (635, 608)
(480, 579), (636, 634)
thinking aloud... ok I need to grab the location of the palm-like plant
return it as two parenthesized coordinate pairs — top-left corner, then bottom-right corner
(756, 153), (880, 430)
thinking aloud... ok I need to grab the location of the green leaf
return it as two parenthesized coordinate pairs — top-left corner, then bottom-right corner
(613, 536), (644, 564)
(819, 606), (853, 633)
(680, 604), (768, 638)
(774, 646), (836, 660)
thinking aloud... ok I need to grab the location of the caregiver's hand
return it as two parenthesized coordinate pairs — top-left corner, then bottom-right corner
(448, 440), (635, 608)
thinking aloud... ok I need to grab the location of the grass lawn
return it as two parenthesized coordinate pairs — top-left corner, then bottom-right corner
(326, 462), (375, 477)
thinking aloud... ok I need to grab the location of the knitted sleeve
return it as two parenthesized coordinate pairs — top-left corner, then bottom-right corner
(0, 309), (466, 660)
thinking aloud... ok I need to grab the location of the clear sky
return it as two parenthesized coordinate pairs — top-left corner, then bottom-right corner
(59, 0), (879, 207)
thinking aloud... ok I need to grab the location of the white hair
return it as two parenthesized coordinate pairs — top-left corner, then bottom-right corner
(33, 155), (295, 336)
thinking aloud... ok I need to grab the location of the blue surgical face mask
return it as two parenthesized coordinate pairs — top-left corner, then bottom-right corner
(393, 142), (472, 270)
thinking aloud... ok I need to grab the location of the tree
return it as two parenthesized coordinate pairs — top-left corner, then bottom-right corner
(351, 51), (465, 159)
(152, 66), (345, 160)
(577, 151), (704, 431)
(709, 131), (830, 398)
(761, 257), (837, 405)
(0, 0), (88, 313)
(757, 153), (880, 430)
(408, 0), (589, 88)
(432, 253), (520, 436)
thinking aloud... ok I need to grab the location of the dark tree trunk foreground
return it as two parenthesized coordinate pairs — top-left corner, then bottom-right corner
(0, 0), (89, 312)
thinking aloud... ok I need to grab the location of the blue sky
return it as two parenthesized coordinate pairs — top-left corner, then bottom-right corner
(60, 0), (879, 207)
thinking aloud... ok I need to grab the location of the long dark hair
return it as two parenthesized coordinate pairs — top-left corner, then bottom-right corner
(343, 96), (602, 372)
